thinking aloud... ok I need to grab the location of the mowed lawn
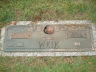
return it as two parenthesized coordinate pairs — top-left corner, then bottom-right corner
(0, 56), (96, 72)
(0, 0), (96, 28)
(0, 0), (96, 72)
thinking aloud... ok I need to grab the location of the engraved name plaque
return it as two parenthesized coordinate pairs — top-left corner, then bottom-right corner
(11, 32), (31, 39)
(3, 24), (94, 52)
(66, 31), (86, 38)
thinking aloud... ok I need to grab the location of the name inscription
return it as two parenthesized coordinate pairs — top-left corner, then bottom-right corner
(67, 31), (86, 38)
(38, 41), (59, 48)
(10, 32), (31, 39)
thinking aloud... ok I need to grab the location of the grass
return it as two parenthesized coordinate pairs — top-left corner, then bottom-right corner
(0, 0), (96, 72)
(0, 0), (96, 28)
(0, 56), (96, 72)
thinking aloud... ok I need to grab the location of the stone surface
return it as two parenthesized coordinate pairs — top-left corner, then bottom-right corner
(0, 20), (96, 56)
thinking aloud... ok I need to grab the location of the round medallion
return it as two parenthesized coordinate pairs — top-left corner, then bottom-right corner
(44, 25), (54, 34)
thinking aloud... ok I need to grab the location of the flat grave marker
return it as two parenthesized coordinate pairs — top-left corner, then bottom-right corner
(3, 23), (94, 52)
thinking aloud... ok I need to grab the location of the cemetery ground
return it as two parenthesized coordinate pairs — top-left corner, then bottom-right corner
(0, 56), (96, 72)
(0, 0), (96, 72)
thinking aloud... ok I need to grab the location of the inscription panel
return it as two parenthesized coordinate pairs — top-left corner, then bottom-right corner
(67, 31), (86, 38)
(3, 24), (94, 52)
(11, 32), (31, 39)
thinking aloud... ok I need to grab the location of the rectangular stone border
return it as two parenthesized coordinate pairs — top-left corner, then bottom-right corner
(0, 20), (96, 56)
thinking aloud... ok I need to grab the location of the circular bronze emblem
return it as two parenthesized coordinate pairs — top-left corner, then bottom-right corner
(44, 25), (54, 34)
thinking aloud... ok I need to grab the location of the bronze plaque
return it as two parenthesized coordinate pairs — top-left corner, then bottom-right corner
(66, 30), (86, 38)
(3, 24), (94, 52)
(10, 32), (31, 39)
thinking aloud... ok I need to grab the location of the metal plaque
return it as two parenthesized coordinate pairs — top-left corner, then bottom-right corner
(3, 24), (94, 52)
(11, 32), (31, 39)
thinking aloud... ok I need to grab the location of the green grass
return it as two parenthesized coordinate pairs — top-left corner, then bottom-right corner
(0, 0), (96, 72)
(0, 56), (96, 72)
(0, 0), (96, 28)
